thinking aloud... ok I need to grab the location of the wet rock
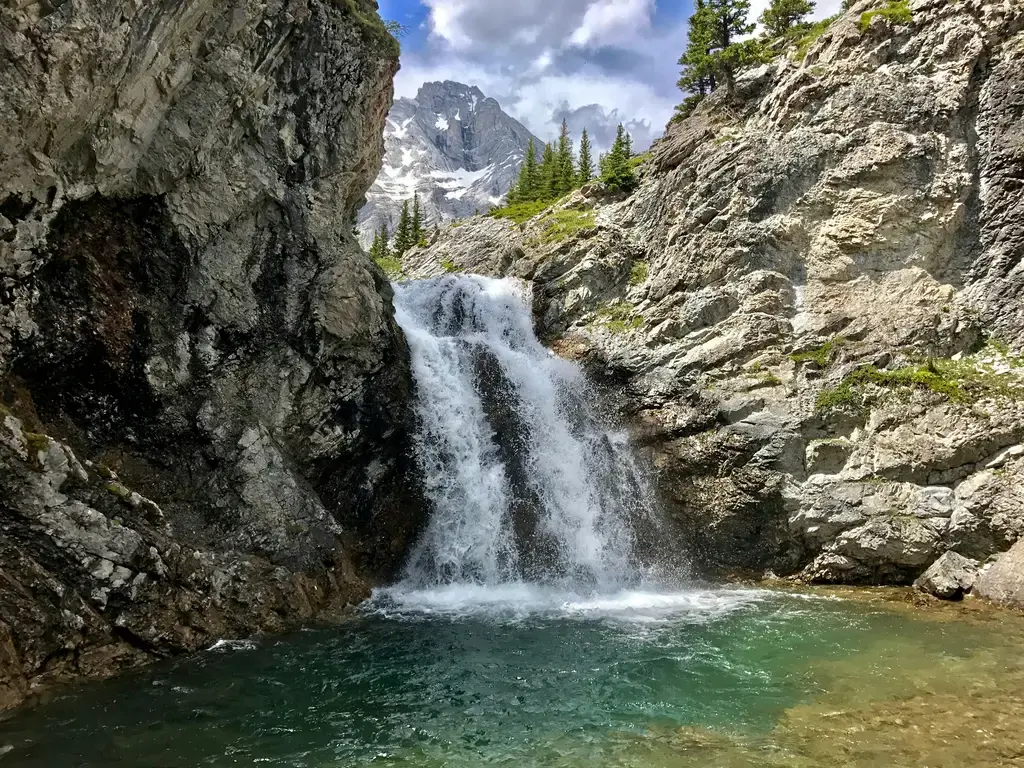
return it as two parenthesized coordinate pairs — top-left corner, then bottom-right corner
(402, 0), (1024, 586)
(975, 540), (1024, 608)
(0, 0), (424, 711)
(913, 552), (980, 600)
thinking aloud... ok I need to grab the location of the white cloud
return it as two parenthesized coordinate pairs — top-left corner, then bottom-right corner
(401, 0), (851, 146)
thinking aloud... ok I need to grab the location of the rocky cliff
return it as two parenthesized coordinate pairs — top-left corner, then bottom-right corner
(0, 0), (422, 710)
(404, 0), (1024, 600)
(356, 81), (542, 245)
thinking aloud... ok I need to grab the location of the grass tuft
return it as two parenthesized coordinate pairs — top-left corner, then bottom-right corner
(629, 261), (649, 286)
(488, 200), (550, 224)
(535, 209), (597, 245)
(791, 337), (846, 368)
(859, 0), (912, 32)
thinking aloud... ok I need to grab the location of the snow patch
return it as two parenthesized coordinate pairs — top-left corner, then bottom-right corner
(391, 117), (414, 139)
(470, 95), (478, 111)
(454, 109), (461, 122)
(429, 165), (496, 201)
(435, 114), (449, 131)
(401, 147), (416, 167)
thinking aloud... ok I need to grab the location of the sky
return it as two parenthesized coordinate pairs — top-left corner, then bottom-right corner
(377, 0), (844, 151)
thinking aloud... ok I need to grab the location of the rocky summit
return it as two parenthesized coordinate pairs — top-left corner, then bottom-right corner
(0, 0), (425, 711)
(356, 80), (542, 245)
(404, 0), (1024, 596)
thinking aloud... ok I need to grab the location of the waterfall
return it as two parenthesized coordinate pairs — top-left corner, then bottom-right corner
(392, 275), (658, 594)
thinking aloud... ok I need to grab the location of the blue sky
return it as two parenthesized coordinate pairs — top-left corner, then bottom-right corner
(377, 0), (842, 149)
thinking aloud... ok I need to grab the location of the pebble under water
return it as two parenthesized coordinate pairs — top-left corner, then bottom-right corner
(2, 586), (1023, 767)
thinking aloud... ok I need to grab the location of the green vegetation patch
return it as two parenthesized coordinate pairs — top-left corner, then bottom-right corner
(535, 209), (597, 245)
(859, 0), (912, 32)
(592, 303), (644, 335)
(627, 153), (651, 171)
(790, 337), (846, 368)
(488, 200), (551, 224)
(793, 15), (840, 60)
(373, 255), (404, 279)
(816, 352), (1024, 414)
(336, 0), (401, 57)
(441, 259), (457, 274)
(629, 261), (649, 286)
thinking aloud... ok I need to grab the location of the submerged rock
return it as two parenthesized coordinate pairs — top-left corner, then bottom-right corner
(0, 0), (424, 710)
(914, 552), (980, 600)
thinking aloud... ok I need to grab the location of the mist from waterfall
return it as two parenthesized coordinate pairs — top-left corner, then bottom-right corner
(389, 275), (663, 598)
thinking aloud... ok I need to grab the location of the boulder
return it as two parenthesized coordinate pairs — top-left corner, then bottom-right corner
(914, 552), (980, 600)
(975, 541), (1024, 608)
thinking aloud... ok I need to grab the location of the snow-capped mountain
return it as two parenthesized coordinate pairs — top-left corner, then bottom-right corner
(357, 81), (542, 246)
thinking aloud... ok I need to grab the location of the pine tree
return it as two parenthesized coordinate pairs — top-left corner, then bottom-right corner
(369, 227), (383, 262)
(509, 137), (539, 204)
(412, 192), (425, 245)
(555, 119), (575, 197)
(577, 128), (594, 184)
(599, 124), (637, 193)
(378, 222), (391, 261)
(394, 200), (412, 256)
(759, 0), (814, 37)
(537, 142), (557, 200)
(677, 0), (718, 101)
(678, 0), (762, 99)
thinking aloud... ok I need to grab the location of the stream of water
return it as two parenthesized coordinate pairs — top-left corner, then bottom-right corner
(2, 276), (1022, 766)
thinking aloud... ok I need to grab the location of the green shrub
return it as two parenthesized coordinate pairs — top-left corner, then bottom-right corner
(536, 209), (597, 244)
(488, 200), (550, 224)
(791, 337), (846, 367)
(629, 261), (649, 286)
(815, 355), (1024, 414)
(441, 259), (457, 273)
(336, 0), (401, 57)
(373, 255), (404, 279)
(859, 0), (912, 32)
(793, 15), (839, 59)
(592, 303), (643, 334)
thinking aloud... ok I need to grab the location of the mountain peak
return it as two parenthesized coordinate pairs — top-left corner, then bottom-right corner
(357, 82), (541, 246)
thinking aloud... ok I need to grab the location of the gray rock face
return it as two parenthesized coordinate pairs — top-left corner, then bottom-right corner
(357, 81), (542, 245)
(975, 540), (1024, 608)
(914, 552), (980, 600)
(0, 0), (424, 710)
(406, 0), (1024, 589)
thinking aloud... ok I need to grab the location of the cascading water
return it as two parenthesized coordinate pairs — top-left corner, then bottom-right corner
(389, 274), (662, 599)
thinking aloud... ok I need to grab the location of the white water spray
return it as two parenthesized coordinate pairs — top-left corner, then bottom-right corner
(391, 275), (658, 594)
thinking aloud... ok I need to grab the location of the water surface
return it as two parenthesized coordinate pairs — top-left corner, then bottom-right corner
(2, 586), (1022, 767)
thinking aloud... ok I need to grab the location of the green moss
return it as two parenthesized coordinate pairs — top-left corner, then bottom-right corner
(23, 432), (50, 457)
(441, 259), (457, 274)
(629, 261), (649, 286)
(791, 337), (847, 368)
(488, 200), (550, 224)
(793, 15), (840, 60)
(859, 0), (912, 32)
(535, 209), (597, 245)
(592, 303), (643, 334)
(761, 372), (784, 387)
(105, 482), (132, 500)
(816, 355), (1024, 414)
(373, 255), (404, 279)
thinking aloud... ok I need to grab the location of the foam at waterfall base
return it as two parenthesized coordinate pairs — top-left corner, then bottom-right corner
(368, 583), (769, 624)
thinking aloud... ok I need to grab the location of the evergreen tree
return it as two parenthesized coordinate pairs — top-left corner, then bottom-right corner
(378, 222), (391, 261)
(577, 128), (594, 184)
(537, 142), (557, 200)
(509, 137), (539, 204)
(599, 124), (637, 192)
(412, 192), (426, 245)
(394, 200), (412, 256)
(759, 0), (814, 37)
(555, 119), (575, 196)
(678, 0), (762, 98)
(369, 227), (383, 261)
